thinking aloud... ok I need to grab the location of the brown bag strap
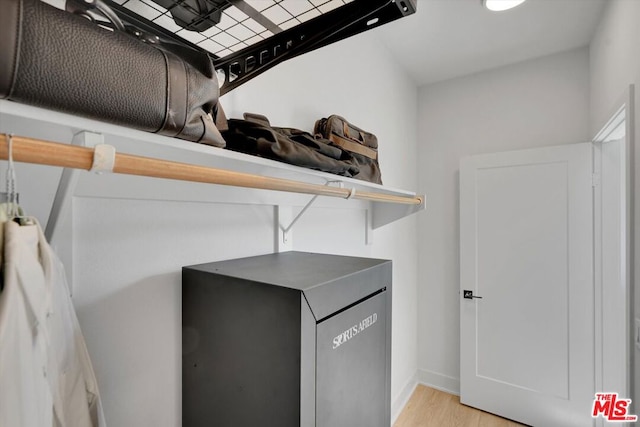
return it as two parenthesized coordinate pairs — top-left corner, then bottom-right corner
(342, 121), (367, 143)
(329, 134), (378, 160)
(159, 51), (187, 137)
(243, 112), (271, 127)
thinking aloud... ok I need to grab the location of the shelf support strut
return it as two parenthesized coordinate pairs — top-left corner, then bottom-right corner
(280, 181), (343, 238)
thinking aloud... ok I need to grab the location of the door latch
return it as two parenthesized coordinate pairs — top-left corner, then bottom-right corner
(463, 290), (483, 300)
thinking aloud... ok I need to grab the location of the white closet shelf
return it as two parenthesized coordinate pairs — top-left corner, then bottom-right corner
(0, 100), (425, 230)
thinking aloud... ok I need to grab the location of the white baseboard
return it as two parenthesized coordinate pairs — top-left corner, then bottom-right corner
(391, 374), (418, 425)
(416, 369), (460, 396)
(391, 369), (461, 425)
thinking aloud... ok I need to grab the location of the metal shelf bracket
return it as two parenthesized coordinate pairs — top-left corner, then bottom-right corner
(45, 130), (104, 292)
(278, 180), (344, 248)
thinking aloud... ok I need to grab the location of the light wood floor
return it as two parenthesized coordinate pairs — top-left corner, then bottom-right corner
(394, 385), (527, 427)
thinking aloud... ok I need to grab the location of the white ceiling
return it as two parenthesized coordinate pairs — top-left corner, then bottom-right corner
(372, 0), (606, 86)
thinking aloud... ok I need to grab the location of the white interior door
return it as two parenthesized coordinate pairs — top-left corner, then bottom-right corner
(460, 143), (594, 427)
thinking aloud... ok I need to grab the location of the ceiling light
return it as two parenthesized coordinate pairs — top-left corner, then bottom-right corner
(482, 0), (527, 12)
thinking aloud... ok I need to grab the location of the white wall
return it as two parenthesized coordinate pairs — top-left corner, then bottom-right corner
(73, 200), (276, 427)
(415, 48), (590, 392)
(9, 31), (419, 425)
(589, 0), (640, 407)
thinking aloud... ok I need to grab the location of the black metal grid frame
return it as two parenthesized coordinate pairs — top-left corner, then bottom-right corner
(104, 0), (417, 95)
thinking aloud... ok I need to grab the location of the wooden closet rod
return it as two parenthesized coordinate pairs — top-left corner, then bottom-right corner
(0, 134), (423, 205)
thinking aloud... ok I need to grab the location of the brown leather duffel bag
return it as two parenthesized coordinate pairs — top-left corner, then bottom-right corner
(314, 115), (382, 184)
(0, 0), (226, 147)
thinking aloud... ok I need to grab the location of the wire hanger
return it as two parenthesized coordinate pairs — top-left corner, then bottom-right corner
(5, 134), (19, 217)
(2, 134), (31, 225)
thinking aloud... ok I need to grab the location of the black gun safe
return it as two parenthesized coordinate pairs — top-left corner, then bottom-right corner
(182, 251), (392, 427)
